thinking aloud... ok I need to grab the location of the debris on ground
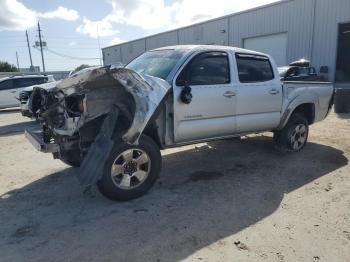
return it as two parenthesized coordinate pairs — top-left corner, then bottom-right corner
(234, 241), (249, 251)
(324, 183), (333, 192)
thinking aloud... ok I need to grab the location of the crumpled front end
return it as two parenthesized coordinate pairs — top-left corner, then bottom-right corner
(26, 67), (170, 186)
(29, 67), (170, 145)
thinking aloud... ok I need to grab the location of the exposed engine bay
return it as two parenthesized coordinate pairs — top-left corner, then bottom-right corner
(28, 67), (170, 184)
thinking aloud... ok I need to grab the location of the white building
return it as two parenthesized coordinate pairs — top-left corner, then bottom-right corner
(102, 0), (350, 84)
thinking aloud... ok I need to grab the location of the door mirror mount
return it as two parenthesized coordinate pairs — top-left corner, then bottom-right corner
(180, 81), (192, 104)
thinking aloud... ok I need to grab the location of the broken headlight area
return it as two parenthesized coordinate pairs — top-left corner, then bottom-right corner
(64, 94), (85, 117)
(30, 87), (86, 134)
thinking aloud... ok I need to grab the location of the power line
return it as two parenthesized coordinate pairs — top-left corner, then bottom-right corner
(46, 48), (100, 60)
(33, 46), (99, 60)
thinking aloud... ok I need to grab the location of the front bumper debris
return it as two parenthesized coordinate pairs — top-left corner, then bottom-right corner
(25, 129), (59, 153)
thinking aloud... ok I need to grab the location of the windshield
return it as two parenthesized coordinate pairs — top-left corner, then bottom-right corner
(126, 49), (187, 80)
(278, 66), (289, 77)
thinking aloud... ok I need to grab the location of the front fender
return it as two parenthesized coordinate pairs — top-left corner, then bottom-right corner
(53, 67), (171, 145)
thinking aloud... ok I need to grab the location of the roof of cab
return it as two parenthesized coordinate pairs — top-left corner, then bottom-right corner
(152, 44), (268, 57)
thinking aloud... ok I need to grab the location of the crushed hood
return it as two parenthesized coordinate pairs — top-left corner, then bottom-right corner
(52, 67), (171, 145)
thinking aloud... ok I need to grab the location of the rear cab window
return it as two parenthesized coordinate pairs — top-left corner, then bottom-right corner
(235, 53), (274, 83)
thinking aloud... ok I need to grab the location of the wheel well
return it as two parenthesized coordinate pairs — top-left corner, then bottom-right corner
(293, 103), (315, 124)
(143, 123), (162, 149)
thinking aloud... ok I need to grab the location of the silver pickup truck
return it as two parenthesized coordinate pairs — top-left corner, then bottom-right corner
(25, 45), (334, 201)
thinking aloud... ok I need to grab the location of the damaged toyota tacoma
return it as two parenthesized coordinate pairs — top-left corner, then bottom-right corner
(25, 45), (334, 201)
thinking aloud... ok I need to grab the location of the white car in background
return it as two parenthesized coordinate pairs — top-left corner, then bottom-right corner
(0, 75), (54, 110)
(20, 66), (102, 117)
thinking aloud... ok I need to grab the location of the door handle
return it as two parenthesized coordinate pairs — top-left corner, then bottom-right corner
(269, 89), (280, 95)
(10, 90), (16, 93)
(223, 91), (236, 98)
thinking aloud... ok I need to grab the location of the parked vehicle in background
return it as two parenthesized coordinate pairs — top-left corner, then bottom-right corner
(25, 45), (334, 201)
(278, 59), (325, 82)
(20, 66), (100, 117)
(0, 75), (54, 110)
(19, 81), (57, 117)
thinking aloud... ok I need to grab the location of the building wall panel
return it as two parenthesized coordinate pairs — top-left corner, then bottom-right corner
(103, 46), (122, 66)
(178, 18), (229, 45)
(120, 39), (146, 64)
(102, 0), (349, 81)
(229, 0), (314, 64)
(146, 31), (179, 50)
(312, 0), (350, 81)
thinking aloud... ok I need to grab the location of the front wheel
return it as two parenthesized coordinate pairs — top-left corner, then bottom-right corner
(274, 113), (309, 152)
(97, 134), (161, 201)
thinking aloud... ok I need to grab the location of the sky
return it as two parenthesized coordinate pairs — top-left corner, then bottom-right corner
(0, 0), (279, 71)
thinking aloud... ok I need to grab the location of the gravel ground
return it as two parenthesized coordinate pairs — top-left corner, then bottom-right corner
(0, 109), (349, 262)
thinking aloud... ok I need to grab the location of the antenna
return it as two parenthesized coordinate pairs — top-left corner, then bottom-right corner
(16, 51), (20, 70)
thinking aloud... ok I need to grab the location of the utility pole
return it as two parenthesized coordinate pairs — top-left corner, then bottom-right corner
(26, 30), (33, 71)
(37, 21), (46, 73)
(16, 51), (20, 71)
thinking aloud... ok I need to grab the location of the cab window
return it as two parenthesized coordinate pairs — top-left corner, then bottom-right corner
(177, 52), (230, 86)
(236, 54), (274, 83)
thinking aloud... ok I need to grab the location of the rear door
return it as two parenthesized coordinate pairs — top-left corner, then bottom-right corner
(173, 51), (237, 143)
(234, 53), (282, 133)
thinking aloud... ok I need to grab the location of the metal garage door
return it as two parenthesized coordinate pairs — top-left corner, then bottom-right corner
(243, 33), (287, 66)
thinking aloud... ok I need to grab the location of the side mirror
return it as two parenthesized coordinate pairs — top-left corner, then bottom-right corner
(180, 81), (192, 104)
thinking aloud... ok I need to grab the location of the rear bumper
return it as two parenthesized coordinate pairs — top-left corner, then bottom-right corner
(25, 129), (59, 153)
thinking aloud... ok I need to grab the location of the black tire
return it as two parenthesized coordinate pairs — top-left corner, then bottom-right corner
(60, 150), (83, 167)
(21, 110), (32, 117)
(274, 113), (309, 152)
(97, 134), (161, 201)
(334, 88), (350, 113)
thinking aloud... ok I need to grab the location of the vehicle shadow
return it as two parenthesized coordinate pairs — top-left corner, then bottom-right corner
(0, 120), (38, 136)
(0, 136), (347, 262)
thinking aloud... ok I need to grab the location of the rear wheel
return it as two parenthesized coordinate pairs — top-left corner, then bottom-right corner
(97, 134), (161, 201)
(274, 113), (309, 152)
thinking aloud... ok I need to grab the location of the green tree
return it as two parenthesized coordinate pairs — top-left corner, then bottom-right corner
(72, 64), (90, 74)
(0, 61), (19, 72)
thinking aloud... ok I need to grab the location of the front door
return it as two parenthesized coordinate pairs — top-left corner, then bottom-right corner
(173, 51), (237, 143)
